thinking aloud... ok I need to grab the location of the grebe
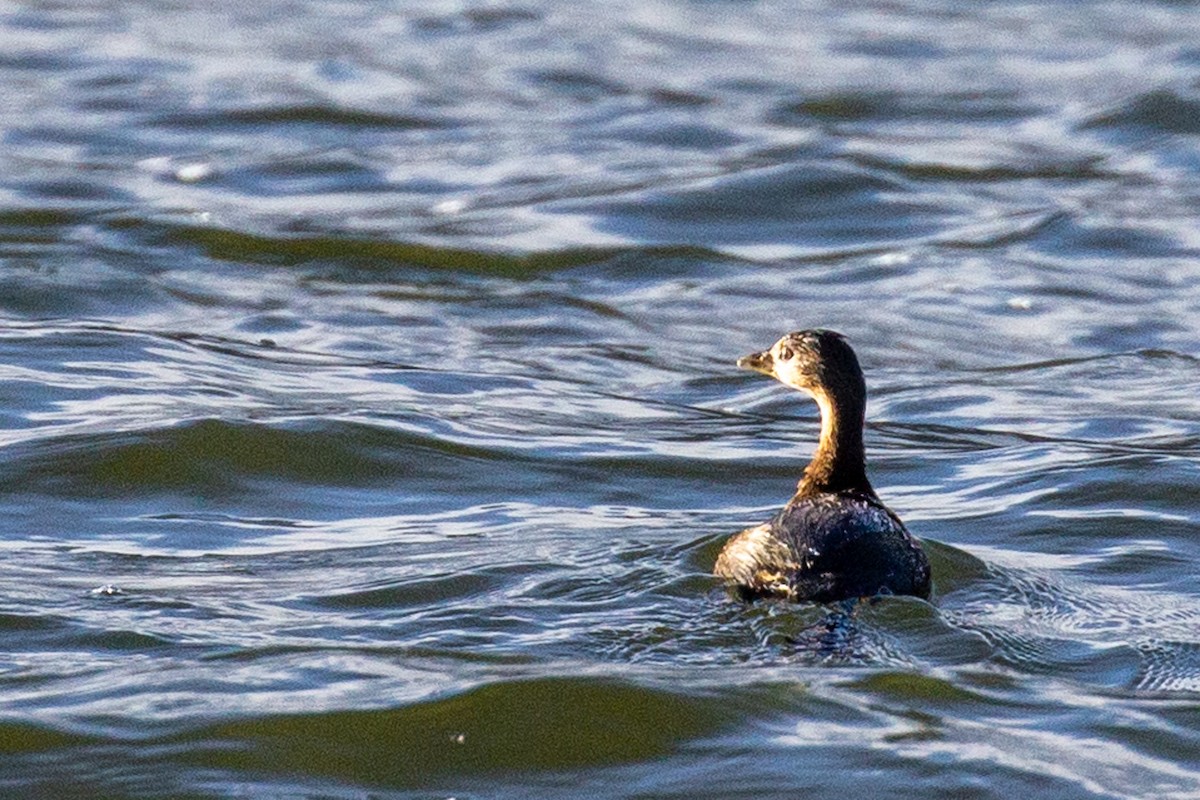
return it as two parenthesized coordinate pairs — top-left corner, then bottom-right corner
(715, 330), (931, 602)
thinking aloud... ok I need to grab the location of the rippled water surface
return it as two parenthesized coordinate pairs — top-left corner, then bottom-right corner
(4, 1), (1200, 797)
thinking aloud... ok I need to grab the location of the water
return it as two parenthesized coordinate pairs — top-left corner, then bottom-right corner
(3, 1), (1200, 797)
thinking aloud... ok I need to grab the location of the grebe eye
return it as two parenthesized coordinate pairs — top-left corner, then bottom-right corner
(778, 345), (794, 361)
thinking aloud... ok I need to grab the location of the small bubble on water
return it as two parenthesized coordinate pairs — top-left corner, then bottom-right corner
(871, 251), (912, 266)
(432, 198), (468, 215)
(1006, 296), (1034, 311)
(175, 163), (213, 183)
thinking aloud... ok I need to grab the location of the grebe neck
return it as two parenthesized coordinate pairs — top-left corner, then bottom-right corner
(796, 384), (872, 497)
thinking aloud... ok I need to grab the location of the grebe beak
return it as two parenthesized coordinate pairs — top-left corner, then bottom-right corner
(737, 349), (774, 376)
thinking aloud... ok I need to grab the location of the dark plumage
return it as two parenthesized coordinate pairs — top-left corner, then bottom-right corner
(714, 330), (931, 603)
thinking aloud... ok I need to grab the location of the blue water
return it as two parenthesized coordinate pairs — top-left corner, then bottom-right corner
(3, 2), (1200, 797)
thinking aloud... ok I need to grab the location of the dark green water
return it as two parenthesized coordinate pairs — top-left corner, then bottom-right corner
(3, 2), (1200, 797)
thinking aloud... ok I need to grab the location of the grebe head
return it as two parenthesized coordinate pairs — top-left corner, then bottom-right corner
(737, 329), (863, 398)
